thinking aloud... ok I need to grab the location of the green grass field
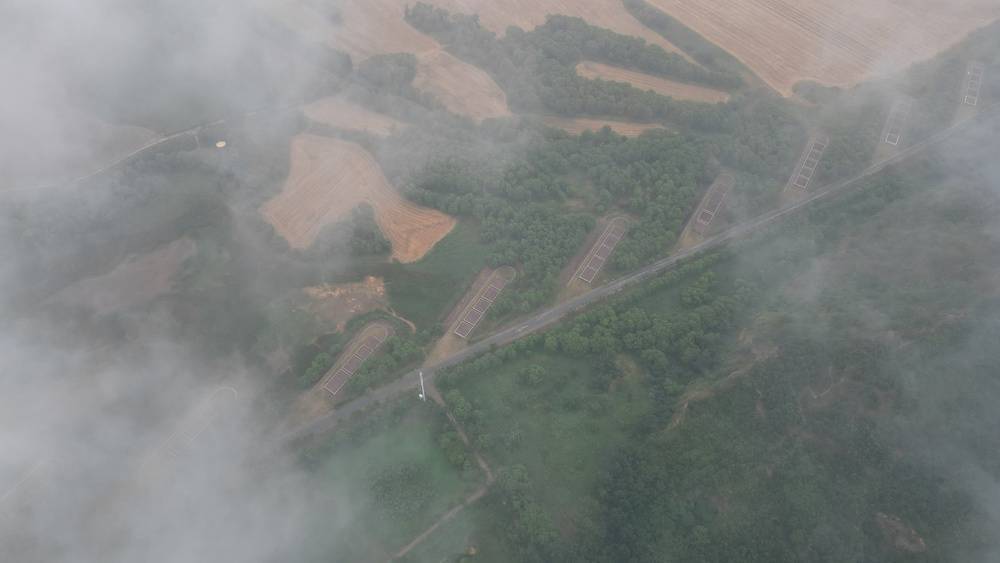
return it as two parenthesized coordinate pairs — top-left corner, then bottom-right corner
(298, 399), (481, 562)
(377, 221), (489, 330)
(398, 501), (513, 563)
(434, 353), (652, 560)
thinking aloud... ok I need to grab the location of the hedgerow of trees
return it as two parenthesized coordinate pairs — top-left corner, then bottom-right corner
(404, 3), (742, 128)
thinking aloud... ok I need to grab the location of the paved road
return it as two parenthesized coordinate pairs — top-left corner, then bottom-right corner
(281, 106), (998, 444)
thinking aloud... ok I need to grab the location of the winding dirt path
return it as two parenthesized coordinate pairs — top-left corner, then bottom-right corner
(390, 380), (494, 561)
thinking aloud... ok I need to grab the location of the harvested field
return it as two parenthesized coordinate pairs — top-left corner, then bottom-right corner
(260, 135), (456, 262)
(420, 0), (694, 62)
(576, 61), (731, 102)
(541, 116), (665, 137)
(304, 276), (387, 332)
(303, 97), (405, 137)
(49, 238), (196, 314)
(262, 0), (435, 58)
(646, 0), (1000, 95)
(330, 0), (440, 59)
(414, 50), (511, 120)
(267, 0), (510, 120)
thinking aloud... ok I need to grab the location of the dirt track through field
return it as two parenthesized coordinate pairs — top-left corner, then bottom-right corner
(542, 116), (665, 137)
(646, 0), (1000, 95)
(576, 61), (732, 102)
(260, 135), (456, 262)
(304, 97), (405, 137)
(390, 380), (494, 561)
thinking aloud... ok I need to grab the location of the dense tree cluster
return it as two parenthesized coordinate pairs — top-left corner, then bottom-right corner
(622, 0), (752, 78)
(379, 139), (1000, 559)
(537, 129), (707, 269)
(404, 3), (741, 128)
(547, 273), (754, 375)
(348, 204), (392, 256)
(489, 465), (560, 562)
(410, 161), (595, 311)
(412, 129), (715, 285)
(369, 462), (433, 520)
(346, 334), (424, 395)
(300, 352), (333, 387)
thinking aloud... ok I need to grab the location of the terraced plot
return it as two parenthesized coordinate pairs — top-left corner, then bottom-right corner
(321, 324), (393, 397)
(692, 173), (735, 236)
(453, 268), (515, 338)
(882, 98), (914, 146)
(575, 217), (628, 284)
(963, 62), (986, 106)
(785, 135), (829, 193)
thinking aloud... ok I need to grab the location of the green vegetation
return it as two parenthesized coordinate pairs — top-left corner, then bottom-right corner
(407, 4), (740, 91)
(418, 111), (1000, 560)
(436, 352), (653, 561)
(15, 6), (1000, 563)
(622, 0), (755, 81)
(298, 398), (482, 562)
(356, 52), (440, 109)
(348, 203), (392, 257)
(290, 307), (431, 398)
(345, 333), (425, 397)
(375, 221), (490, 330)
(404, 3), (741, 127)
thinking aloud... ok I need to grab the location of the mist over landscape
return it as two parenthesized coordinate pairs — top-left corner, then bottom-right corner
(3, 1), (1000, 562)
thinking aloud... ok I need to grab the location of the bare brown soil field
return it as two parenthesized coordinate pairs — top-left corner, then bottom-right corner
(303, 97), (406, 137)
(331, 0), (440, 59)
(646, 0), (1000, 95)
(414, 50), (512, 120)
(576, 61), (731, 102)
(260, 135), (456, 262)
(267, 0), (510, 120)
(261, 0), (436, 58)
(542, 116), (665, 137)
(49, 238), (196, 314)
(420, 0), (694, 62)
(304, 276), (387, 332)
